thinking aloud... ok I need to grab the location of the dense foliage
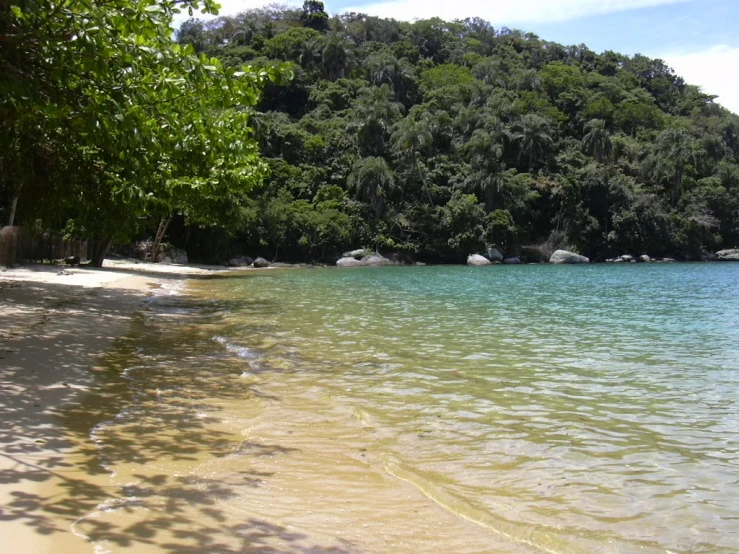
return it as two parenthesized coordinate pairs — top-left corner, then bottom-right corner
(176, 2), (739, 263)
(0, 0), (290, 264)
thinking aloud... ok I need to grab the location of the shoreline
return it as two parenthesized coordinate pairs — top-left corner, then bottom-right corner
(0, 261), (237, 553)
(0, 261), (524, 554)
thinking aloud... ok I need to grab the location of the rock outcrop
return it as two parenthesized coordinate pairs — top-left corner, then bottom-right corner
(487, 248), (504, 262)
(227, 256), (253, 267)
(716, 249), (739, 261)
(467, 254), (492, 266)
(336, 251), (393, 267)
(549, 250), (589, 264)
(160, 247), (188, 265)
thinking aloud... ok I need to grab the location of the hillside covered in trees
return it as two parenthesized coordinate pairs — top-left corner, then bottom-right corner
(174, 1), (739, 263)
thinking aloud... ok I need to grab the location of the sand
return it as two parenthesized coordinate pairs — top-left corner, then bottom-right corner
(0, 261), (234, 553)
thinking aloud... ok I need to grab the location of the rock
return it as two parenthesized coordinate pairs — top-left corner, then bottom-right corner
(227, 256), (252, 267)
(415, 262), (426, 266)
(362, 254), (393, 266)
(605, 258), (615, 263)
(343, 248), (372, 259)
(467, 254), (492, 266)
(65, 255), (80, 266)
(549, 250), (589, 264)
(502, 257), (521, 264)
(336, 257), (365, 267)
(160, 247), (188, 265)
(639, 255), (651, 263)
(487, 248), (504, 262)
(252, 257), (271, 268)
(716, 249), (739, 261)
(663, 257), (676, 263)
(620, 254), (634, 262)
(613, 258), (624, 263)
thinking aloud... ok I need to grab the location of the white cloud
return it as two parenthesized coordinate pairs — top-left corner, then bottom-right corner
(342, 0), (686, 25)
(660, 45), (739, 115)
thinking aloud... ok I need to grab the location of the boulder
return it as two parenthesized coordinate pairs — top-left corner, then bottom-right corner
(639, 255), (651, 263)
(467, 254), (492, 266)
(549, 250), (589, 264)
(716, 249), (739, 261)
(343, 248), (373, 260)
(337, 257), (366, 267)
(620, 254), (634, 262)
(363, 254), (393, 266)
(252, 257), (271, 268)
(227, 256), (253, 267)
(487, 248), (504, 262)
(160, 247), (188, 265)
(502, 257), (521, 264)
(663, 257), (676, 263)
(605, 258), (615, 263)
(613, 258), (624, 263)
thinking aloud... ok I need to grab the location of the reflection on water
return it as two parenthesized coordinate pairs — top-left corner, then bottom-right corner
(60, 264), (739, 552)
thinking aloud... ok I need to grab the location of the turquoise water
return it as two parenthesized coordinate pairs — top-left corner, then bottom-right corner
(81, 263), (739, 553)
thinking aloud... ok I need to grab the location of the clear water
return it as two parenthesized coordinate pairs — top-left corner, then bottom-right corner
(70, 263), (739, 553)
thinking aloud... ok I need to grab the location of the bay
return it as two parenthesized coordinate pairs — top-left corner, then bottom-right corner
(69, 263), (739, 553)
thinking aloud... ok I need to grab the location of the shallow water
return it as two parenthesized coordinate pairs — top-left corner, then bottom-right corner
(65, 263), (739, 553)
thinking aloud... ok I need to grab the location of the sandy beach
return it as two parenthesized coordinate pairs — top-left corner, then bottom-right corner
(1, 261), (530, 554)
(0, 261), (232, 553)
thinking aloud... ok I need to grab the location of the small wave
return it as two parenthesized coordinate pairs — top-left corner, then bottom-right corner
(213, 335), (260, 361)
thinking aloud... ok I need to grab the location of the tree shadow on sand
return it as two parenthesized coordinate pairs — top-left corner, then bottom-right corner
(0, 281), (356, 553)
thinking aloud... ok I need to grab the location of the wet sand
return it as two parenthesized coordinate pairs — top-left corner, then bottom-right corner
(0, 262), (524, 554)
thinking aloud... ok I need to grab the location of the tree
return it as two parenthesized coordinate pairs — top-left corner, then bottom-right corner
(508, 114), (554, 171)
(391, 112), (435, 205)
(347, 157), (395, 219)
(582, 119), (613, 163)
(349, 85), (403, 156)
(300, 0), (329, 33)
(0, 0), (291, 264)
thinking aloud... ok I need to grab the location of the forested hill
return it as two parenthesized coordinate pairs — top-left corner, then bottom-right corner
(177, 1), (739, 263)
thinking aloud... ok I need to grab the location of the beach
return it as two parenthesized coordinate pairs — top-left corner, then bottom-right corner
(0, 262), (520, 554)
(0, 261), (229, 553)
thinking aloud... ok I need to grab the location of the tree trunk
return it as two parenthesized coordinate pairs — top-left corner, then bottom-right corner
(150, 213), (172, 263)
(7, 193), (18, 227)
(91, 237), (113, 268)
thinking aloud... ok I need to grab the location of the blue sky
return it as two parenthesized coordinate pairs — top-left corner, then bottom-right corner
(185, 0), (739, 114)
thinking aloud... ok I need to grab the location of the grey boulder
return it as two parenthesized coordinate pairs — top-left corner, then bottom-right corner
(467, 254), (492, 266)
(502, 257), (521, 264)
(487, 248), (504, 262)
(549, 250), (589, 264)
(253, 257), (271, 268)
(716, 249), (739, 261)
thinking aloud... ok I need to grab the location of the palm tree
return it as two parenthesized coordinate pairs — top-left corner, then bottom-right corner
(349, 85), (403, 156)
(365, 52), (415, 102)
(391, 112), (434, 205)
(582, 119), (613, 163)
(643, 128), (696, 207)
(463, 128), (504, 210)
(508, 114), (553, 171)
(321, 33), (351, 81)
(347, 157), (395, 219)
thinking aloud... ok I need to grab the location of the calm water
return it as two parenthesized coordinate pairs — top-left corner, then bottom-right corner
(72, 263), (739, 553)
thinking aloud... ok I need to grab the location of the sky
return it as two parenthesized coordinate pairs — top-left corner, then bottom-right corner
(182, 0), (739, 114)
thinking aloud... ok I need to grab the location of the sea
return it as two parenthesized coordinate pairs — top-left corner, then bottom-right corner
(62, 263), (739, 553)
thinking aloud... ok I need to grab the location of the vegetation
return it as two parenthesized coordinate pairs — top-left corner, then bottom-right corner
(175, 2), (739, 263)
(0, 0), (290, 265)
(3, 1), (738, 264)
